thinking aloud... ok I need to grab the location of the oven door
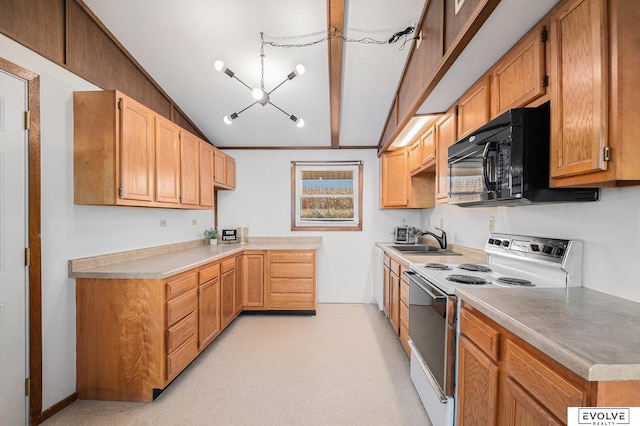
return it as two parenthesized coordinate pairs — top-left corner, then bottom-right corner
(405, 270), (455, 398)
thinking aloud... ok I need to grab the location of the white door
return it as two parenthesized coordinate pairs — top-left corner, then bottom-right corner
(0, 69), (29, 425)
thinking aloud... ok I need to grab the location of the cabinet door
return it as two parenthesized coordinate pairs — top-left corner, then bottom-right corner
(155, 116), (180, 204)
(457, 76), (491, 139)
(383, 263), (390, 318)
(198, 277), (220, 350)
(503, 377), (563, 426)
(380, 150), (408, 208)
(549, 0), (608, 179)
(408, 141), (422, 173)
(420, 125), (436, 167)
(199, 141), (214, 207)
(226, 156), (236, 189)
(242, 253), (265, 309)
(220, 262), (236, 329)
(457, 336), (499, 426)
(389, 271), (400, 335)
(214, 148), (226, 186)
(491, 24), (546, 118)
(119, 96), (155, 202)
(435, 107), (457, 202)
(180, 131), (200, 206)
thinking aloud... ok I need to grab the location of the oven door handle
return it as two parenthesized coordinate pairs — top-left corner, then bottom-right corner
(403, 271), (447, 301)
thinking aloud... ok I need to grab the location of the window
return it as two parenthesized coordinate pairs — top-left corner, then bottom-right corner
(291, 161), (363, 231)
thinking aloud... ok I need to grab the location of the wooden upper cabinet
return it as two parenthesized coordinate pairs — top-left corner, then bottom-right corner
(155, 116), (181, 205)
(491, 23), (547, 118)
(73, 90), (215, 209)
(420, 125), (436, 168)
(381, 150), (409, 208)
(179, 130), (200, 206)
(457, 76), (491, 139)
(435, 106), (457, 202)
(550, 0), (640, 187)
(198, 141), (214, 207)
(119, 95), (156, 203)
(214, 148), (236, 190)
(549, 0), (608, 180)
(408, 141), (422, 174)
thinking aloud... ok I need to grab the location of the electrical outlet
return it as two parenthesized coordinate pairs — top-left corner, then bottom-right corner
(159, 220), (167, 227)
(192, 219), (197, 225)
(489, 216), (495, 232)
(427, 218), (431, 228)
(439, 218), (444, 229)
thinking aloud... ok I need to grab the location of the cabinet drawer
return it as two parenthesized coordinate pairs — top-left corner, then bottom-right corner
(383, 254), (391, 268)
(270, 278), (314, 293)
(389, 258), (401, 277)
(460, 308), (500, 361)
(400, 280), (409, 307)
(166, 272), (197, 300)
(269, 293), (314, 310)
(270, 251), (314, 263)
(166, 334), (198, 381)
(400, 299), (408, 326)
(167, 289), (197, 327)
(270, 263), (314, 278)
(166, 311), (197, 353)
(221, 257), (236, 274)
(199, 263), (220, 284)
(506, 340), (586, 423)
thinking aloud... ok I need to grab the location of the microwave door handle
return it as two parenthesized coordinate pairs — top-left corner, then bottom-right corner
(482, 142), (496, 191)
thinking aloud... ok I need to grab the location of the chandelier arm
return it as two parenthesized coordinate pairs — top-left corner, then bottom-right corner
(232, 74), (254, 92)
(268, 101), (291, 117)
(237, 102), (258, 115)
(267, 77), (291, 95)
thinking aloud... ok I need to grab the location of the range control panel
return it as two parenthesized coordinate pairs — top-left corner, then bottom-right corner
(485, 233), (571, 262)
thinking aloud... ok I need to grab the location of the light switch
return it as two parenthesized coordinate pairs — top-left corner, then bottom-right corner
(160, 220), (167, 227)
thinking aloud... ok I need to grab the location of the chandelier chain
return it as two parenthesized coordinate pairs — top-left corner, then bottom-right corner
(259, 32), (266, 90)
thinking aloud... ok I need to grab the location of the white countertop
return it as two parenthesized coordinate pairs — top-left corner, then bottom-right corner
(457, 287), (640, 381)
(69, 237), (322, 279)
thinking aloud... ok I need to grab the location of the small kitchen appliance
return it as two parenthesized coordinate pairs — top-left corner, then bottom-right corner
(447, 102), (599, 207)
(405, 233), (583, 426)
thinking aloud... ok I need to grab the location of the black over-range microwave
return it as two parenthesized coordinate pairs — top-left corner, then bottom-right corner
(447, 102), (599, 207)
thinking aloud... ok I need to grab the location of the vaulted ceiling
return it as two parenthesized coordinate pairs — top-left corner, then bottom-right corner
(83, 0), (425, 149)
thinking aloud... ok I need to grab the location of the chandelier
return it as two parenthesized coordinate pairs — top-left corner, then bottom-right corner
(215, 32), (305, 128)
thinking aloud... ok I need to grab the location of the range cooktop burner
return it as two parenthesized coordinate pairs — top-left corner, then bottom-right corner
(423, 263), (451, 270)
(459, 264), (492, 272)
(446, 274), (488, 285)
(496, 277), (535, 287)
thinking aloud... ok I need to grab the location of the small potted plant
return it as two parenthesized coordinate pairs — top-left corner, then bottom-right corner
(203, 228), (218, 246)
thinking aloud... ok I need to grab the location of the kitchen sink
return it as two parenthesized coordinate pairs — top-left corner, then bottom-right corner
(390, 245), (461, 255)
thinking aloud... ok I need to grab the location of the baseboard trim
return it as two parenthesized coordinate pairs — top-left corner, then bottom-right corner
(241, 310), (316, 316)
(41, 392), (77, 423)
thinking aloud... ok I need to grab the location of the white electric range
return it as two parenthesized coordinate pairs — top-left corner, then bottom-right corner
(405, 233), (584, 426)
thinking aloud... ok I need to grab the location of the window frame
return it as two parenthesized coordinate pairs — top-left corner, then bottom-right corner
(291, 161), (363, 232)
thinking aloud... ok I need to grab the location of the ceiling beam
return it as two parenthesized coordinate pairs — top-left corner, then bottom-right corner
(327, 0), (344, 149)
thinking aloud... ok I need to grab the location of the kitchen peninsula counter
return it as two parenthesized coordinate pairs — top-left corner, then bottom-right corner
(457, 287), (640, 382)
(69, 236), (322, 279)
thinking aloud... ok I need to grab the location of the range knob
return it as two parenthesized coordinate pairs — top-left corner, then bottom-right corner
(493, 239), (502, 246)
(542, 245), (553, 254)
(530, 244), (540, 252)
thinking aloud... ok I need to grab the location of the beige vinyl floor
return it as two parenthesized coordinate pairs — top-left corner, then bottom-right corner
(43, 303), (432, 425)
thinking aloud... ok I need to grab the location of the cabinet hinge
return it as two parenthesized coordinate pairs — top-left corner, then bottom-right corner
(180, 195), (184, 203)
(603, 146), (612, 161)
(25, 378), (31, 396)
(24, 111), (30, 130)
(25, 248), (30, 267)
(118, 187), (124, 198)
(541, 28), (548, 43)
(197, 288), (200, 296)
(455, 105), (459, 116)
(118, 99), (123, 110)
(541, 75), (549, 87)
(197, 341), (201, 350)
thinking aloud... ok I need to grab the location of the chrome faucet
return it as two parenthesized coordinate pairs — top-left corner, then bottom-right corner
(420, 228), (447, 249)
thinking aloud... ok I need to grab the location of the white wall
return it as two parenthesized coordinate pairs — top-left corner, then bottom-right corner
(421, 186), (640, 303)
(1, 35), (215, 409)
(217, 149), (420, 303)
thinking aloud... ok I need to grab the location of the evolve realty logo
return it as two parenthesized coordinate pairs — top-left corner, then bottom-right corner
(568, 408), (638, 426)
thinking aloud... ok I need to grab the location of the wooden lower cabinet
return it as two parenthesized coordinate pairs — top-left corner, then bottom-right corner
(458, 304), (640, 425)
(76, 249), (317, 401)
(240, 251), (266, 310)
(382, 253), (408, 349)
(399, 272), (410, 356)
(267, 250), (316, 311)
